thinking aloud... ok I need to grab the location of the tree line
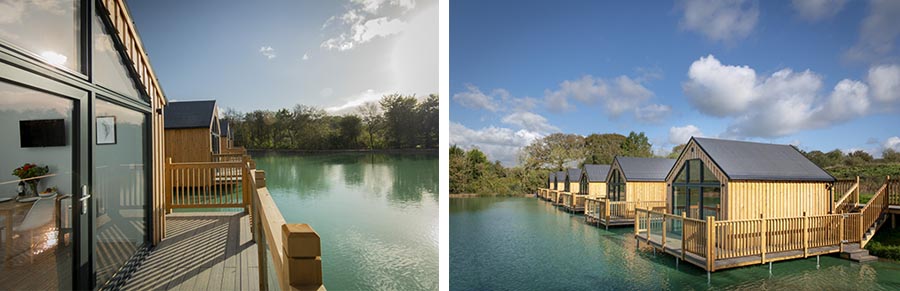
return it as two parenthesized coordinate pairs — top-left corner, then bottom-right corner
(450, 131), (900, 195)
(221, 94), (438, 150)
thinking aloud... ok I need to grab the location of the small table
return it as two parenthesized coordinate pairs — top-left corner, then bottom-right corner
(0, 198), (36, 261)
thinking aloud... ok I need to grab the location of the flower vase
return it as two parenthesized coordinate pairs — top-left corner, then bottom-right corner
(26, 179), (40, 197)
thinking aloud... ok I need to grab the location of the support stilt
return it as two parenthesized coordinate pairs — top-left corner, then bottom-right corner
(676, 257), (679, 269)
(816, 255), (820, 269)
(707, 271), (711, 285)
(769, 262), (773, 276)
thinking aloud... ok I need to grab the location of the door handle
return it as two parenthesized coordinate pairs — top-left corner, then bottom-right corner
(80, 185), (91, 215)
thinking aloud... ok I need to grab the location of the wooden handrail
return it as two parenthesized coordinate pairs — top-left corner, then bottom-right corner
(833, 177), (859, 213)
(252, 170), (326, 291)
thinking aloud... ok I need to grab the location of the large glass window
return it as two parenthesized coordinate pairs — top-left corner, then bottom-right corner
(0, 0), (81, 72)
(0, 80), (75, 290)
(93, 99), (147, 286)
(92, 12), (141, 99)
(608, 169), (625, 201)
(580, 175), (588, 194)
(672, 159), (722, 219)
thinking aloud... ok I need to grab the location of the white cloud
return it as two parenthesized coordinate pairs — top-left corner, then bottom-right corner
(682, 55), (884, 139)
(543, 75), (655, 117)
(669, 125), (704, 145)
(259, 46), (276, 59)
(302, 53), (309, 61)
(321, 0), (415, 51)
(885, 136), (900, 151)
(845, 0), (900, 62)
(791, 0), (847, 21)
(501, 111), (559, 133)
(450, 122), (543, 166)
(452, 84), (502, 112)
(324, 89), (388, 113)
(678, 0), (759, 42)
(683, 54), (757, 116)
(867, 64), (900, 103)
(634, 104), (672, 124)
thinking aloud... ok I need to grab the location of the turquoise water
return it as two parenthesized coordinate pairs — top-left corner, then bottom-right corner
(450, 197), (900, 290)
(255, 152), (438, 290)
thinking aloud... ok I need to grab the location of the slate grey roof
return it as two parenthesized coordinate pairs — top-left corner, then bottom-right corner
(583, 164), (611, 182)
(614, 157), (676, 182)
(692, 137), (835, 182)
(220, 120), (230, 137)
(566, 168), (582, 182)
(555, 171), (566, 183)
(165, 100), (216, 129)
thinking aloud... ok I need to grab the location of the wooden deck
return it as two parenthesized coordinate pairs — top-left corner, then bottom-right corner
(121, 212), (259, 291)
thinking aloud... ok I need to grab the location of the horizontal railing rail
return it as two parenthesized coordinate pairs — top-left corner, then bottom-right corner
(833, 177), (859, 213)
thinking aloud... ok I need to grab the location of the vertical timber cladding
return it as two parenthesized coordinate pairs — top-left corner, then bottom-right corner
(665, 140), (729, 218)
(588, 182), (607, 199)
(728, 181), (830, 219)
(164, 128), (213, 162)
(99, 0), (171, 244)
(626, 182), (667, 202)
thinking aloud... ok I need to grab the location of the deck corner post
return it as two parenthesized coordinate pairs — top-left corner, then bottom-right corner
(760, 213), (767, 263)
(681, 212), (686, 261)
(661, 215), (667, 249)
(256, 170), (267, 189)
(165, 158), (173, 214)
(281, 223), (324, 289)
(839, 215), (844, 253)
(706, 215), (715, 272)
(856, 176), (861, 206)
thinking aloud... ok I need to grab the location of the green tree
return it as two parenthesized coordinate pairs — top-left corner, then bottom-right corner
(667, 144), (686, 159)
(381, 94), (420, 148)
(884, 148), (900, 163)
(621, 131), (653, 158)
(582, 133), (626, 165)
(337, 115), (362, 148)
(358, 101), (382, 149)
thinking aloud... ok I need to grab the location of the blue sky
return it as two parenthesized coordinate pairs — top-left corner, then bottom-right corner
(126, 0), (437, 113)
(450, 0), (900, 166)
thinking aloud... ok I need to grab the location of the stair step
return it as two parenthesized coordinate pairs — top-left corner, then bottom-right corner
(855, 255), (879, 263)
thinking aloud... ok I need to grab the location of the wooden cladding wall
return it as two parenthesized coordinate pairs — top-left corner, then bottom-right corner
(165, 128), (212, 163)
(587, 182), (607, 199)
(626, 182), (667, 202)
(727, 181), (830, 220)
(568, 181), (581, 194)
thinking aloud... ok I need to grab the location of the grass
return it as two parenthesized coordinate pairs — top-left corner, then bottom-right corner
(866, 224), (900, 261)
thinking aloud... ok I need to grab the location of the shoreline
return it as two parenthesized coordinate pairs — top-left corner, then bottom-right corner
(450, 193), (532, 198)
(247, 148), (438, 154)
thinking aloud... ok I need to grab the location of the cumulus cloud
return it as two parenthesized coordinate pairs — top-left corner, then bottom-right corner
(321, 0), (416, 51)
(791, 0), (847, 21)
(682, 55), (884, 139)
(845, 0), (900, 62)
(543, 75), (655, 117)
(885, 136), (900, 151)
(450, 122), (544, 166)
(259, 46), (276, 59)
(452, 84), (502, 112)
(501, 111), (559, 133)
(868, 64), (900, 104)
(634, 104), (672, 124)
(669, 125), (704, 145)
(678, 0), (759, 42)
(324, 89), (389, 113)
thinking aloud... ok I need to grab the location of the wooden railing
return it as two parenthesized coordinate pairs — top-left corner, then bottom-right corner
(165, 157), (251, 212)
(252, 171), (326, 291)
(559, 192), (572, 208)
(833, 177), (859, 213)
(213, 153), (246, 163)
(889, 179), (900, 205)
(860, 182), (888, 247)
(636, 208), (848, 271)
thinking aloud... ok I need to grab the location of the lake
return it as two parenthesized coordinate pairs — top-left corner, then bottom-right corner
(255, 151), (438, 290)
(450, 197), (900, 290)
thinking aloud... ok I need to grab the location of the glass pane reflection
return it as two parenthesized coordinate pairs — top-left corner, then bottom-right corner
(0, 0), (81, 72)
(0, 80), (74, 290)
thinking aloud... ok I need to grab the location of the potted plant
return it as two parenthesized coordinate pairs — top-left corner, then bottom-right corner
(12, 163), (49, 197)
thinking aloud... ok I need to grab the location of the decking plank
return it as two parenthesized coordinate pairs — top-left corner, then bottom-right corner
(121, 212), (257, 291)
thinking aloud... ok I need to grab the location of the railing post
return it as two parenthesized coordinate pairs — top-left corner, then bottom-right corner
(802, 212), (808, 258)
(662, 213), (667, 249)
(634, 209), (639, 237)
(254, 192), (268, 291)
(856, 176), (860, 206)
(839, 214), (844, 253)
(605, 198), (611, 223)
(281, 224), (324, 289)
(760, 214), (766, 264)
(256, 170), (267, 189)
(165, 158), (172, 214)
(681, 213), (686, 261)
(243, 156), (252, 214)
(706, 216), (715, 272)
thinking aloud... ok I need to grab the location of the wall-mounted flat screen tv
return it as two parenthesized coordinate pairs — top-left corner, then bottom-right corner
(20, 119), (66, 147)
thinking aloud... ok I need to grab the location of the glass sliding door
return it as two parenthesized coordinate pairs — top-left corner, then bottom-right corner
(672, 159), (722, 220)
(92, 99), (147, 286)
(0, 79), (77, 290)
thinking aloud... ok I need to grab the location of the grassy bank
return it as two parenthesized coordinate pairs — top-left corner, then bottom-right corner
(866, 223), (900, 261)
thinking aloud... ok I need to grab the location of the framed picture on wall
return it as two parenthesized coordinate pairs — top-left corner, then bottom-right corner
(96, 116), (116, 145)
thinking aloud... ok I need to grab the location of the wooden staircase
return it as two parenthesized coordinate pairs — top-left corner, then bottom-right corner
(835, 177), (899, 263)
